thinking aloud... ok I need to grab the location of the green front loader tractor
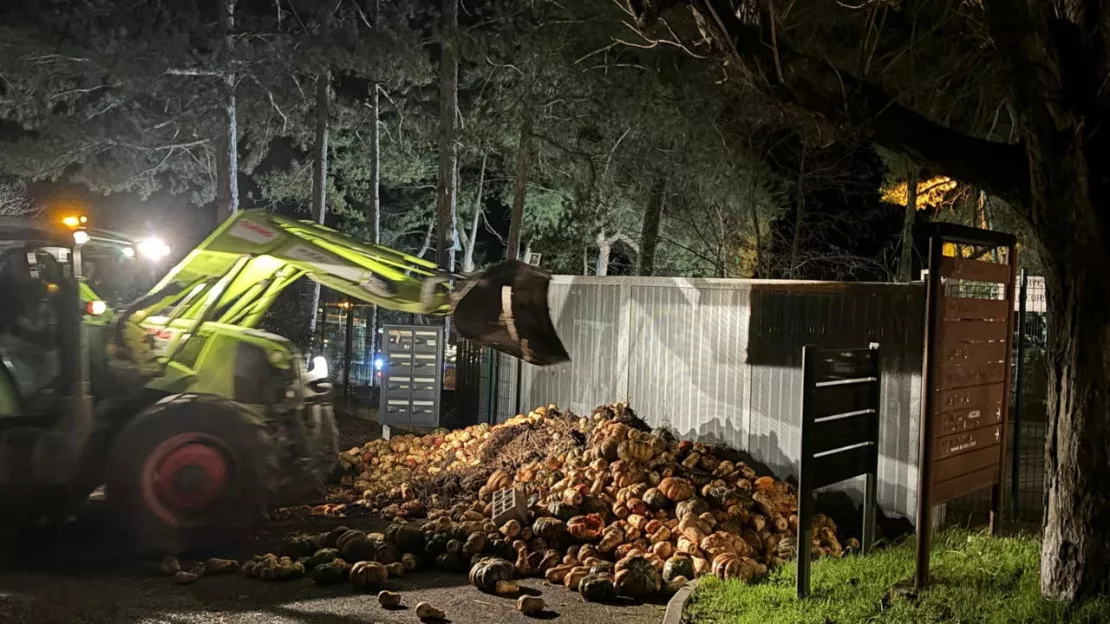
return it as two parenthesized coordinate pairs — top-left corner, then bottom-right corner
(0, 210), (568, 552)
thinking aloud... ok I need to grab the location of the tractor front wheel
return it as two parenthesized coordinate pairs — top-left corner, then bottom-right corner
(107, 394), (276, 554)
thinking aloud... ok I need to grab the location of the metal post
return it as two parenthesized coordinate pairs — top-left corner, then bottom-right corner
(514, 357), (524, 416)
(796, 346), (816, 599)
(862, 345), (881, 554)
(992, 246), (1019, 535)
(915, 236), (943, 590)
(343, 300), (354, 399)
(1010, 269), (1028, 519)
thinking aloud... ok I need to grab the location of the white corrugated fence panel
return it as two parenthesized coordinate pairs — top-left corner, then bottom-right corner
(501, 276), (924, 519)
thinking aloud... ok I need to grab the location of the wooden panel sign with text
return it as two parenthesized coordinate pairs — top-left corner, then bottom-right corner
(916, 224), (1018, 590)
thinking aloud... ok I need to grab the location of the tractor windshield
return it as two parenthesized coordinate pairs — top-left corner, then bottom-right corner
(0, 243), (66, 415)
(82, 241), (159, 309)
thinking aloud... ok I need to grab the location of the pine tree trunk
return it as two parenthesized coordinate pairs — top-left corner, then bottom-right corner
(435, 0), (459, 272)
(638, 172), (668, 276)
(307, 71), (329, 346)
(368, 84), (381, 246)
(216, 0), (238, 225)
(366, 82), (381, 374)
(595, 231), (611, 277)
(462, 153), (487, 273)
(507, 114), (534, 261)
(897, 165), (919, 282)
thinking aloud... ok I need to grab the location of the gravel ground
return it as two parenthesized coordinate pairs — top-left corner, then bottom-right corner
(0, 504), (667, 624)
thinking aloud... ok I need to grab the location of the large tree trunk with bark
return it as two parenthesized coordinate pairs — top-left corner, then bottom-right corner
(638, 172), (668, 276)
(307, 71), (329, 345)
(435, 0), (459, 272)
(1040, 250), (1110, 599)
(1033, 149), (1110, 598)
(507, 114), (534, 261)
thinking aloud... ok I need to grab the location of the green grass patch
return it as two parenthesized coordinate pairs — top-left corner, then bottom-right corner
(684, 530), (1110, 624)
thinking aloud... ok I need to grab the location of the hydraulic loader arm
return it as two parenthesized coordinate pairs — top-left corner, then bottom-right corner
(117, 210), (569, 368)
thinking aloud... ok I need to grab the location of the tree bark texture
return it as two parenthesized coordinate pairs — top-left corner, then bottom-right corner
(897, 165), (919, 282)
(984, 0), (1110, 600)
(215, 0), (238, 225)
(366, 83), (381, 372)
(462, 153), (487, 273)
(595, 231), (612, 277)
(507, 114), (534, 261)
(307, 70), (329, 345)
(628, 0), (1110, 600)
(638, 171), (668, 276)
(435, 0), (459, 271)
(368, 84), (381, 246)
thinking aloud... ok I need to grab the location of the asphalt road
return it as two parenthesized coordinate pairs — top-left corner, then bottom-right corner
(0, 505), (668, 624)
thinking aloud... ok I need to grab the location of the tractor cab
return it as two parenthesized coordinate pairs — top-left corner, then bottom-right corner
(0, 221), (83, 423)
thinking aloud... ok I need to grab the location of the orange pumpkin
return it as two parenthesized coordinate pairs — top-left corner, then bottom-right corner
(658, 477), (695, 502)
(567, 514), (604, 541)
(486, 469), (512, 491)
(617, 439), (654, 464)
(711, 553), (766, 583)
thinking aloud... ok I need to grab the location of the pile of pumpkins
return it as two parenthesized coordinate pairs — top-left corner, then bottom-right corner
(319, 403), (855, 600)
(336, 407), (584, 515)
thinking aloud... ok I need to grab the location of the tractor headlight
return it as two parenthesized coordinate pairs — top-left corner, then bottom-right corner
(73, 230), (90, 245)
(306, 356), (329, 382)
(137, 237), (171, 260)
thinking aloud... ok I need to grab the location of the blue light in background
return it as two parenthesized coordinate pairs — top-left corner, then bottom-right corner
(374, 357), (384, 371)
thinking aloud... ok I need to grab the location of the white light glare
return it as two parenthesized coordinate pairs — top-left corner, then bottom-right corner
(73, 230), (90, 245)
(307, 356), (329, 382)
(121, 247), (136, 258)
(137, 237), (171, 260)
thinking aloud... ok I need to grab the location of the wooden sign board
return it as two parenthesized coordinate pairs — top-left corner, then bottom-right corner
(796, 344), (881, 599)
(915, 224), (1018, 589)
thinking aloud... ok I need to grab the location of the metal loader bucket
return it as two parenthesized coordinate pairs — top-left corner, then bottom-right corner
(451, 260), (570, 367)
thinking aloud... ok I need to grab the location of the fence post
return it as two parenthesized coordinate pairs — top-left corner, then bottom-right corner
(1010, 269), (1028, 519)
(514, 357), (523, 416)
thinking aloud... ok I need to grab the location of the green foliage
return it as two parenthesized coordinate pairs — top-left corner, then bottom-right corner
(686, 530), (1110, 624)
(0, 0), (797, 276)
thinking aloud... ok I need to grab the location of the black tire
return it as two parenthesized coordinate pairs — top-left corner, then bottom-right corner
(274, 403), (339, 505)
(314, 404), (340, 481)
(106, 393), (277, 555)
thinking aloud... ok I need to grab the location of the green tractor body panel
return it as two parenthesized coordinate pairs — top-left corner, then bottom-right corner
(0, 372), (18, 417)
(66, 209), (568, 410)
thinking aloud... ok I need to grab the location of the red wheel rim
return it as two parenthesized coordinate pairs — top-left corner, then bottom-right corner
(140, 433), (231, 527)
